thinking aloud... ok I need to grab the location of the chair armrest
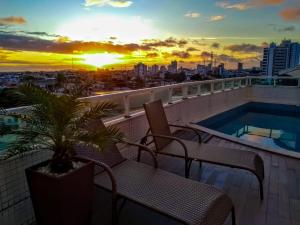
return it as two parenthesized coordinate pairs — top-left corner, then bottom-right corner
(119, 139), (158, 168)
(169, 124), (202, 143)
(143, 134), (189, 160)
(75, 156), (117, 201)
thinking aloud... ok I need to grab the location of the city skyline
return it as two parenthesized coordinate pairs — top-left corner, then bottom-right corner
(0, 0), (300, 71)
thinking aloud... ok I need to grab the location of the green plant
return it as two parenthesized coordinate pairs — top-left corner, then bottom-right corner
(7, 85), (123, 173)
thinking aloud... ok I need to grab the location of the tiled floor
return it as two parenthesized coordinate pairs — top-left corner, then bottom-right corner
(91, 130), (300, 225)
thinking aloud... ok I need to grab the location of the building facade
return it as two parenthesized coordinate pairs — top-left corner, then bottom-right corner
(134, 63), (148, 78)
(262, 40), (300, 76)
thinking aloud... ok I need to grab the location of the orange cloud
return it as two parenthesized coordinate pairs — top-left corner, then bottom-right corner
(0, 16), (26, 26)
(280, 7), (300, 21)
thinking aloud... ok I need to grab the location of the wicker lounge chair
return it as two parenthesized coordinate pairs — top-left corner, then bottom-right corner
(75, 119), (235, 225)
(142, 100), (265, 200)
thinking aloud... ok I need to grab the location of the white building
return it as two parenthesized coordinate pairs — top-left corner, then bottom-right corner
(262, 40), (300, 77)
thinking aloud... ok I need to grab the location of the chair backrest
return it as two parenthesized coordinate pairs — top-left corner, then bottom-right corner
(143, 100), (172, 151)
(75, 119), (125, 168)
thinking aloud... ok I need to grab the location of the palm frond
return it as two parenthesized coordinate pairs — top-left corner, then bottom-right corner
(76, 101), (117, 126)
(76, 124), (123, 150)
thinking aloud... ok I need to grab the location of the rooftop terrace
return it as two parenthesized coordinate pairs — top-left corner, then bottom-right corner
(1, 76), (300, 225)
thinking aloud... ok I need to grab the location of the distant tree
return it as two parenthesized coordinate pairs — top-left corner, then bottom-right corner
(21, 76), (35, 82)
(173, 71), (186, 83)
(190, 74), (202, 81)
(0, 88), (27, 108)
(164, 72), (186, 83)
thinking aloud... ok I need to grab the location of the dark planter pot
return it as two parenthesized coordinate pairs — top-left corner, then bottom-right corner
(26, 158), (94, 225)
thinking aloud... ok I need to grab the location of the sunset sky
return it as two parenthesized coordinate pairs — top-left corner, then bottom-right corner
(0, 0), (300, 71)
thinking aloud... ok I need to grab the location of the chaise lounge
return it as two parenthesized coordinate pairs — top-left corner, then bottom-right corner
(75, 119), (236, 225)
(141, 100), (265, 200)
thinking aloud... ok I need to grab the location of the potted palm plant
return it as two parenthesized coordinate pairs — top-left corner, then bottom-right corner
(7, 85), (122, 225)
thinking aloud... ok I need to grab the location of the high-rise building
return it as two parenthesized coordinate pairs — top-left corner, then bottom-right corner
(218, 63), (225, 76)
(151, 64), (159, 74)
(134, 63), (148, 78)
(160, 65), (167, 72)
(237, 63), (243, 72)
(261, 40), (300, 76)
(168, 61), (178, 73)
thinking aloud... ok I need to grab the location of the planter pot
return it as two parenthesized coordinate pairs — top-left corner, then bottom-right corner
(25, 158), (94, 225)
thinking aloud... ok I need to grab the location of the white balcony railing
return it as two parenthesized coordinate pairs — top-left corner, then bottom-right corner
(6, 76), (300, 119)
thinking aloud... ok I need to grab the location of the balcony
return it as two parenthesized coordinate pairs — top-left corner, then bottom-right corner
(1, 77), (300, 225)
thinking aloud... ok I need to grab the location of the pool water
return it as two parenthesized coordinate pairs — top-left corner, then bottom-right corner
(198, 102), (300, 153)
(0, 116), (21, 154)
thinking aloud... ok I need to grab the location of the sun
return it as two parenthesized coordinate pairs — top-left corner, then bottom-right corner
(82, 53), (122, 68)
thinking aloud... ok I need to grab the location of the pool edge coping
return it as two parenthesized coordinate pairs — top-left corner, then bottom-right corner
(189, 123), (300, 160)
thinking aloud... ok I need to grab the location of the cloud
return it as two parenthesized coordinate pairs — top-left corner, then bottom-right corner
(184, 12), (201, 18)
(269, 24), (296, 32)
(224, 43), (263, 53)
(0, 16), (26, 26)
(210, 15), (225, 21)
(216, 0), (284, 11)
(84, 0), (133, 7)
(200, 51), (212, 58)
(172, 51), (190, 59)
(211, 42), (220, 49)
(216, 54), (239, 63)
(279, 7), (300, 21)
(0, 31), (151, 55)
(216, 1), (251, 10)
(142, 37), (188, 48)
(146, 52), (159, 58)
(186, 47), (199, 52)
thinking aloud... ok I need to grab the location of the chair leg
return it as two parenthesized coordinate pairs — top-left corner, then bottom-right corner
(117, 198), (127, 215)
(185, 160), (193, 178)
(112, 200), (118, 225)
(198, 160), (202, 168)
(259, 179), (264, 201)
(185, 160), (190, 178)
(231, 207), (236, 225)
(137, 148), (141, 162)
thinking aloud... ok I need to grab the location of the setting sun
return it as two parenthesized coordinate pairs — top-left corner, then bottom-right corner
(83, 53), (122, 68)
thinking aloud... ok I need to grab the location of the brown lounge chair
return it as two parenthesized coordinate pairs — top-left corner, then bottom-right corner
(75, 119), (236, 225)
(142, 100), (265, 200)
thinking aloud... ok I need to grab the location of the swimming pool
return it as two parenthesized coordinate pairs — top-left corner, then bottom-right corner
(0, 116), (20, 154)
(198, 102), (300, 153)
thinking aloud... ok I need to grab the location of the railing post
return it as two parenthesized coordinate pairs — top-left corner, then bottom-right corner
(182, 85), (188, 99)
(238, 79), (242, 88)
(273, 78), (276, 87)
(123, 95), (131, 118)
(249, 78), (252, 86)
(222, 80), (225, 91)
(168, 88), (173, 104)
(197, 84), (202, 96)
(210, 81), (214, 94)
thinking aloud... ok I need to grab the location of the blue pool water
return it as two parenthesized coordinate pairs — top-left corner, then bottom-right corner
(0, 117), (20, 154)
(198, 102), (300, 153)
